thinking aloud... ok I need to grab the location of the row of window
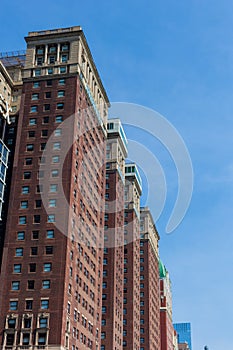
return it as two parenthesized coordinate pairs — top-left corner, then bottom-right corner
(6, 314), (49, 329)
(32, 78), (66, 88)
(21, 184), (57, 194)
(28, 115), (63, 125)
(30, 102), (64, 113)
(34, 66), (67, 77)
(12, 279), (50, 290)
(36, 54), (68, 66)
(32, 90), (65, 100)
(15, 246), (53, 256)
(9, 299), (49, 311)
(20, 199), (57, 209)
(25, 141), (61, 152)
(17, 229), (54, 240)
(18, 214), (55, 224)
(13, 262), (52, 274)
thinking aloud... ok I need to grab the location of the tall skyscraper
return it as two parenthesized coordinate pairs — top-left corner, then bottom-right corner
(173, 323), (192, 350)
(101, 118), (127, 350)
(123, 163), (142, 350)
(160, 260), (174, 350)
(0, 52), (24, 270)
(139, 207), (160, 350)
(0, 26), (109, 350)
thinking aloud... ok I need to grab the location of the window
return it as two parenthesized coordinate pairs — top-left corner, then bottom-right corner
(29, 263), (36, 272)
(53, 142), (61, 150)
(57, 102), (64, 109)
(49, 56), (55, 64)
(35, 199), (42, 208)
(45, 246), (53, 255)
(25, 158), (32, 165)
(9, 301), (18, 310)
(14, 264), (21, 273)
(45, 91), (51, 99)
(102, 306), (106, 314)
(30, 106), (38, 113)
(55, 115), (63, 123)
(57, 90), (65, 97)
(43, 116), (49, 124)
(51, 170), (59, 177)
(17, 231), (25, 240)
(32, 93), (39, 100)
(15, 248), (23, 257)
(40, 143), (46, 151)
(59, 66), (67, 74)
(44, 104), (50, 111)
(49, 199), (56, 207)
(34, 215), (40, 224)
(31, 247), (38, 256)
(20, 201), (28, 209)
(25, 300), (33, 310)
(41, 129), (48, 137)
(47, 230), (54, 238)
(12, 281), (20, 290)
(43, 263), (52, 272)
(47, 68), (53, 75)
(36, 57), (43, 66)
(34, 69), (41, 76)
(61, 54), (68, 63)
(33, 82), (40, 88)
(41, 299), (49, 309)
(49, 46), (57, 54)
(52, 155), (59, 164)
(19, 216), (26, 225)
(32, 231), (39, 240)
(46, 80), (52, 86)
(26, 144), (34, 152)
(23, 171), (31, 179)
(24, 318), (32, 328)
(49, 184), (57, 193)
(22, 186), (29, 194)
(59, 78), (65, 85)
(8, 318), (16, 328)
(29, 118), (36, 125)
(38, 333), (46, 345)
(54, 128), (61, 136)
(22, 334), (30, 345)
(42, 280), (50, 289)
(28, 280), (35, 290)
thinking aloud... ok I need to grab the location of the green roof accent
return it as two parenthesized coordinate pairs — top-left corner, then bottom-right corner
(159, 259), (167, 278)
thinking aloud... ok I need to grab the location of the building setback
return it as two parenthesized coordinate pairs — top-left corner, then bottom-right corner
(0, 26), (109, 350)
(139, 207), (160, 350)
(160, 260), (174, 350)
(123, 163), (142, 350)
(101, 119), (127, 350)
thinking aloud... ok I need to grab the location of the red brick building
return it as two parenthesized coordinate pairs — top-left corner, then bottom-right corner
(101, 119), (127, 350)
(160, 260), (174, 350)
(123, 164), (142, 350)
(0, 26), (109, 350)
(139, 207), (160, 350)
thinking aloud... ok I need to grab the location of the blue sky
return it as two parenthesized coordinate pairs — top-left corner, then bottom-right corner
(2, 0), (233, 348)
